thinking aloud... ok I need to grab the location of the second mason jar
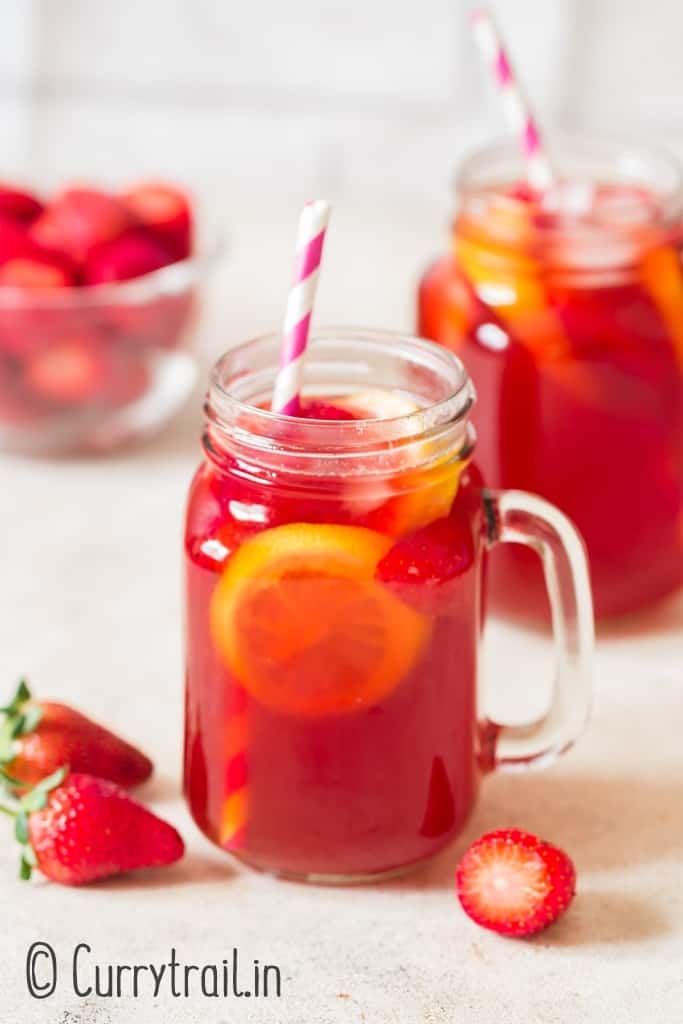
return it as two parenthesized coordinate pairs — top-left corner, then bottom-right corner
(419, 138), (683, 619)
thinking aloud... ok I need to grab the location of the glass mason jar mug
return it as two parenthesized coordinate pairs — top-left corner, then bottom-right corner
(419, 138), (683, 620)
(184, 330), (593, 882)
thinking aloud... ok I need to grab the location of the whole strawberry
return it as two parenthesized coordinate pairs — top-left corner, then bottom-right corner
(10, 768), (184, 885)
(456, 829), (576, 937)
(0, 680), (153, 790)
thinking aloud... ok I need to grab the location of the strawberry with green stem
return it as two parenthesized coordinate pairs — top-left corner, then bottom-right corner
(0, 767), (184, 885)
(0, 679), (153, 790)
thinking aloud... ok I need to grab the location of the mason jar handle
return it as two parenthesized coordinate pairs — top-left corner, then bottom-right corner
(482, 489), (594, 770)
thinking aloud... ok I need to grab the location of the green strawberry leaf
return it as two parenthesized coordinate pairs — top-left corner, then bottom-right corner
(20, 790), (48, 814)
(0, 680), (42, 772)
(14, 811), (28, 844)
(0, 733), (20, 767)
(8, 714), (27, 740)
(34, 766), (67, 795)
(0, 768), (23, 787)
(0, 679), (31, 717)
(17, 765), (66, 814)
(19, 853), (32, 881)
(19, 706), (43, 736)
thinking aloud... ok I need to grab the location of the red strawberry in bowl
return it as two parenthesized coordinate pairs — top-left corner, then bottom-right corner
(84, 228), (176, 285)
(0, 215), (36, 264)
(0, 185), (43, 225)
(0, 679), (153, 789)
(375, 515), (475, 614)
(23, 333), (113, 405)
(122, 182), (193, 260)
(8, 768), (183, 885)
(30, 188), (132, 265)
(0, 253), (75, 289)
(0, 177), (202, 452)
(456, 829), (576, 937)
(85, 229), (194, 348)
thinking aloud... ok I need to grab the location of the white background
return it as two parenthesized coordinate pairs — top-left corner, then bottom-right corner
(1, 0), (682, 204)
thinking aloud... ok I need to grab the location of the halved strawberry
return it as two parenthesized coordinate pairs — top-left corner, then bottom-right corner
(0, 185), (43, 225)
(30, 188), (132, 264)
(121, 182), (192, 260)
(456, 829), (576, 937)
(23, 333), (111, 405)
(6, 768), (183, 885)
(375, 516), (474, 614)
(84, 228), (176, 285)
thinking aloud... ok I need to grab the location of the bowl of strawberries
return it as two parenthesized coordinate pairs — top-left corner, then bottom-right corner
(0, 180), (217, 454)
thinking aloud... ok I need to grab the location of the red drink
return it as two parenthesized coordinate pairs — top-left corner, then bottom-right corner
(419, 141), (683, 620)
(184, 331), (593, 881)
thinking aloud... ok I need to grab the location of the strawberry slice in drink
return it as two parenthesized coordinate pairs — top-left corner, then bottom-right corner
(298, 398), (356, 420)
(376, 515), (474, 615)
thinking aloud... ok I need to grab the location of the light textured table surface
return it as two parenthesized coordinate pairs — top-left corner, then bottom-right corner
(0, 199), (681, 1024)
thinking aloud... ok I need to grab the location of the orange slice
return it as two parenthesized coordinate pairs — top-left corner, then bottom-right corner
(455, 236), (572, 360)
(640, 245), (683, 371)
(210, 523), (430, 716)
(336, 390), (467, 536)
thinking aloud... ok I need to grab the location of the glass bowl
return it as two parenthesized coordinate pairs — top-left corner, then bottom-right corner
(0, 226), (220, 455)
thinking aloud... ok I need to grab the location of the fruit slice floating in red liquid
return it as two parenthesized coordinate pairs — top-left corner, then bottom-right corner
(298, 398), (356, 421)
(210, 523), (430, 716)
(639, 244), (683, 370)
(376, 515), (474, 615)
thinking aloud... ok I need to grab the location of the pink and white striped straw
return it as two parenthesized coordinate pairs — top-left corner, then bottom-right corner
(471, 8), (554, 192)
(271, 199), (331, 415)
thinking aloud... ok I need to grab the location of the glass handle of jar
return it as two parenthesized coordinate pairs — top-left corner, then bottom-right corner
(482, 489), (594, 770)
